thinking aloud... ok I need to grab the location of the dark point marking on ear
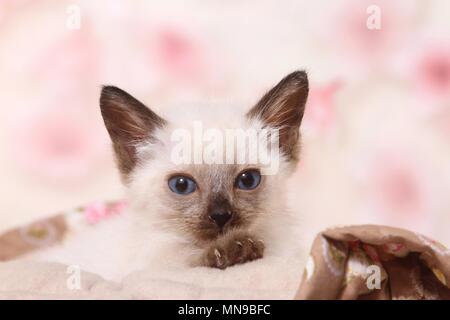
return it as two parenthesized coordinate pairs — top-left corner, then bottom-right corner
(99, 86), (166, 181)
(247, 70), (309, 162)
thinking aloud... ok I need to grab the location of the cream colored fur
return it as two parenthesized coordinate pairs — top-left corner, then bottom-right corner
(23, 102), (309, 289)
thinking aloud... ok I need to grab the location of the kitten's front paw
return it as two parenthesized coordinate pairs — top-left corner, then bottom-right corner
(202, 231), (265, 269)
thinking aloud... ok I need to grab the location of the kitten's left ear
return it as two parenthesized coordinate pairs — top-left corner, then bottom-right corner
(247, 70), (309, 162)
(100, 86), (166, 181)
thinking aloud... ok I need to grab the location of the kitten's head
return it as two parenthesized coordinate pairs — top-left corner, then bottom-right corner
(100, 71), (308, 245)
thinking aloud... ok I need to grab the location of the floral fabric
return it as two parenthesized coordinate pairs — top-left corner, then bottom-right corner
(295, 225), (450, 300)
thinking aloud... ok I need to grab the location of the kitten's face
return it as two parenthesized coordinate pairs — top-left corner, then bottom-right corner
(160, 164), (268, 243)
(99, 71), (309, 244)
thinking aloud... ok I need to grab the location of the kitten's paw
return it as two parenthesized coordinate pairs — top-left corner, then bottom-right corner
(202, 232), (265, 269)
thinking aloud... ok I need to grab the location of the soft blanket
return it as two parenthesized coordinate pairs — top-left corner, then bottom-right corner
(1, 201), (449, 299)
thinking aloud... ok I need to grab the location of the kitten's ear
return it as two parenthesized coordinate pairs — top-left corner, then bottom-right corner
(100, 86), (166, 180)
(247, 70), (309, 162)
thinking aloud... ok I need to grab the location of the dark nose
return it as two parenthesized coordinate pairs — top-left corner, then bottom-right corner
(209, 209), (232, 228)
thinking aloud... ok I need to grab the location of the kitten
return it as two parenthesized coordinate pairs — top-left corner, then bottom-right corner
(29, 71), (309, 281)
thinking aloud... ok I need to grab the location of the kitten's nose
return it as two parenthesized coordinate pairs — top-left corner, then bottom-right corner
(209, 209), (232, 228)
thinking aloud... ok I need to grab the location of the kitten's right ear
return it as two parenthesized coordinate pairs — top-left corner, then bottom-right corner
(100, 86), (166, 180)
(247, 71), (309, 162)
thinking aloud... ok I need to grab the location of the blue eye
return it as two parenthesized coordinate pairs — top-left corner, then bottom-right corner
(235, 169), (261, 190)
(168, 176), (197, 195)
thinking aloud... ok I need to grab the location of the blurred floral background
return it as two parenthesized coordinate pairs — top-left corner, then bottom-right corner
(0, 0), (449, 246)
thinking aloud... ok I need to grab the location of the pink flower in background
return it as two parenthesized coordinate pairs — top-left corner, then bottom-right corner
(370, 152), (423, 217)
(142, 24), (215, 88)
(155, 27), (206, 81)
(303, 81), (341, 135)
(11, 108), (108, 182)
(391, 38), (450, 116)
(137, 22), (225, 95)
(414, 45), (450, 101)
(360, 149), (436, 234)
(319, 0), (418, 73)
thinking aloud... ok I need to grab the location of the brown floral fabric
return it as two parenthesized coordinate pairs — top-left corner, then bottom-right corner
(295, 225), (450, 300)
(0, 215), (67, 261)
(0, 201), (126, 261)
(1, 205), (450, 299)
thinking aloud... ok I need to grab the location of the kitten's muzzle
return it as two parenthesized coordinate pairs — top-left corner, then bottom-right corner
(209, 209), (232, 229)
